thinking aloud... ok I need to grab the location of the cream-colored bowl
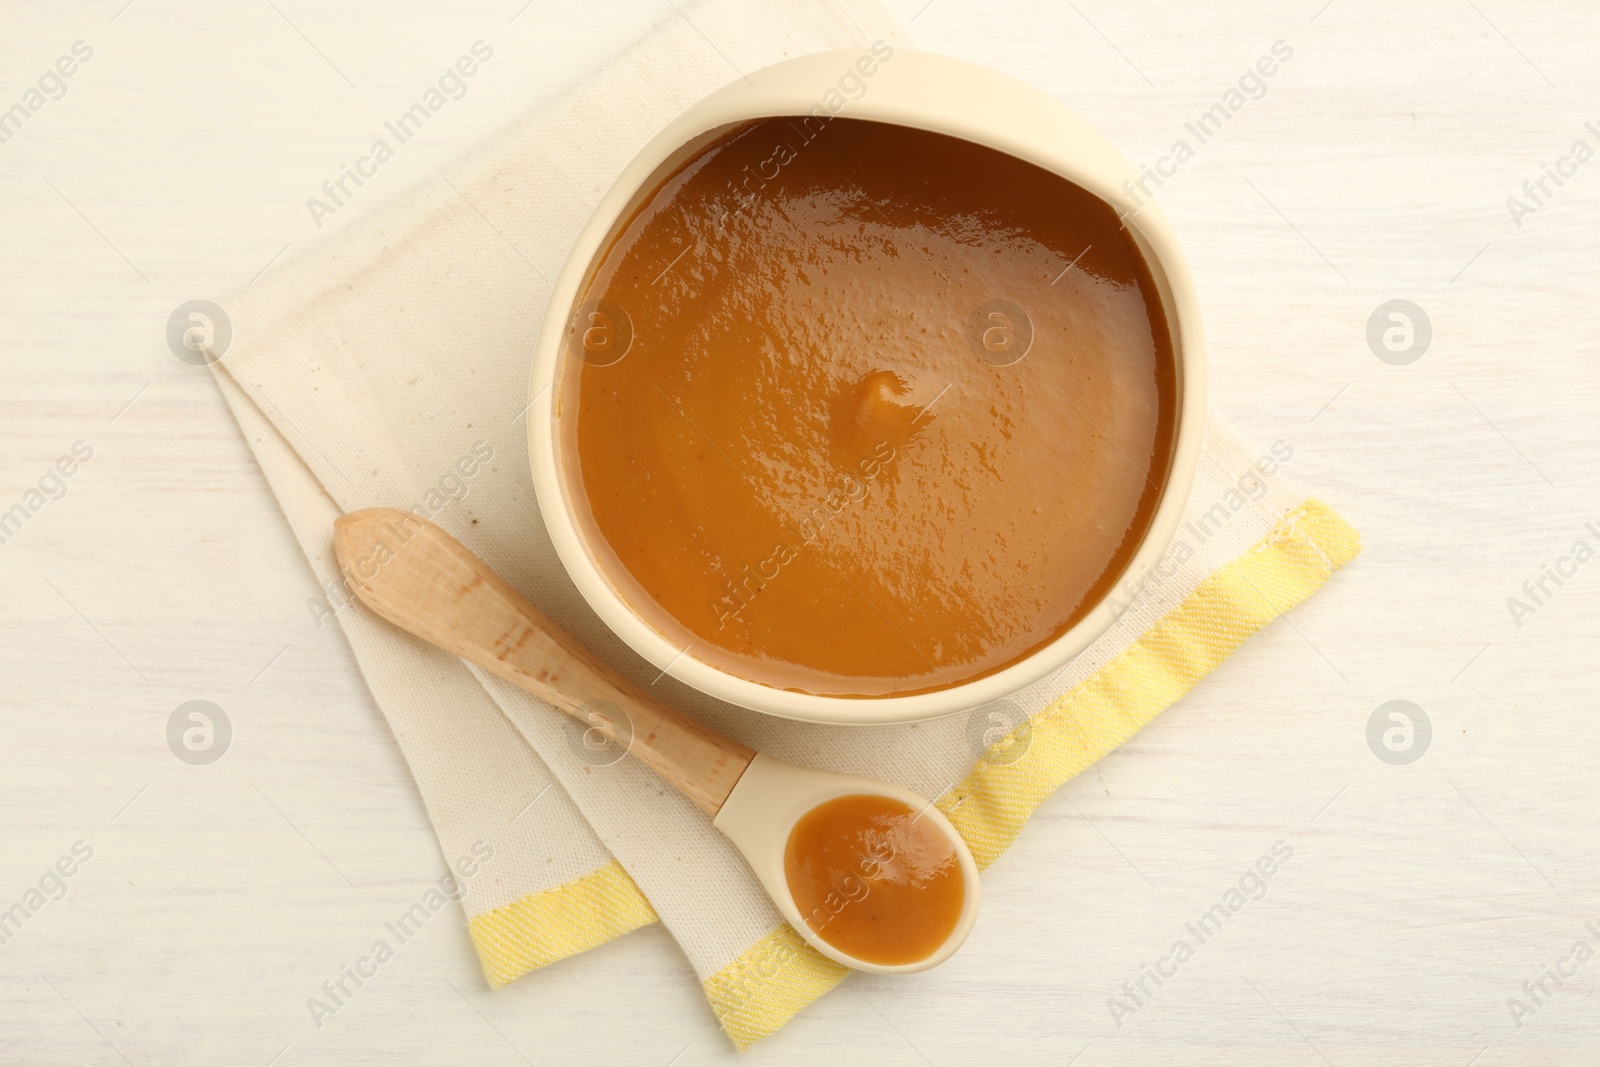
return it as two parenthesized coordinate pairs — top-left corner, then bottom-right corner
(528, 48), (1205, 725)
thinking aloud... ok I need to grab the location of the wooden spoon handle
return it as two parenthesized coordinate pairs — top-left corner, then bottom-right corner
(333, 508), (754, 816)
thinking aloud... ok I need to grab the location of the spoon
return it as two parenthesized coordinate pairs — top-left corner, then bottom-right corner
(333, 508), (981, 974)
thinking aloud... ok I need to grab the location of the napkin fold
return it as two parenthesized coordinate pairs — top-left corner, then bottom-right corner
(208, 0), (1358, 1048)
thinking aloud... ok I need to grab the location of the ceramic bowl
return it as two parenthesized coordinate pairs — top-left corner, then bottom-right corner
(528, 48), (1205, 725)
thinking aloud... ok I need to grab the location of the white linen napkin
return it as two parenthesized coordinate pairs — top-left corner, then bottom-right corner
(206, 0), (1359, 1047)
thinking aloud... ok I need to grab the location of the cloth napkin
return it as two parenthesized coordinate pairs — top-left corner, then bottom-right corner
(207, 0), (1359, 1049)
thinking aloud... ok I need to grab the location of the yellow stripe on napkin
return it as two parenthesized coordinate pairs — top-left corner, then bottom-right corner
(468, 859), (658, 988)
(938, 497), (1359, 866)
(704, 925), (851, 1050)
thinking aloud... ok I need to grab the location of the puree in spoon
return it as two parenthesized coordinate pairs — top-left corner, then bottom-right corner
(783, 794), (964, 966)
(563, 116), (1176, 696)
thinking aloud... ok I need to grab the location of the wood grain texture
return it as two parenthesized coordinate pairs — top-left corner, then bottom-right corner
(1, 2), (1597, 1065)
(334, 508), (755, 816)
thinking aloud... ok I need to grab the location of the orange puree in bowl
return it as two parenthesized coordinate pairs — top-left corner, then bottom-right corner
(783, 794), (964, 966)
(562, 117), (1175, 696)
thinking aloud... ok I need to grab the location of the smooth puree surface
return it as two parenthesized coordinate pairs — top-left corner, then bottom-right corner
(564, 116), (1175, 696)
(782, 794), (964, 966)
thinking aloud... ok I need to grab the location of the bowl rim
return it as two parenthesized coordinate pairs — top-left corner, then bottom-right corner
(528, 47), (1207, 725)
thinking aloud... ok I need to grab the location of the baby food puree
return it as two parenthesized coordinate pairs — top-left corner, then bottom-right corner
(564, 117), (1175, 697)
(783, 793), (964, 966)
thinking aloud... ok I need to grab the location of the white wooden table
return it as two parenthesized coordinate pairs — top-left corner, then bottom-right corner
(2, 1), (1596, 1063)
